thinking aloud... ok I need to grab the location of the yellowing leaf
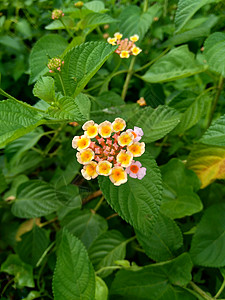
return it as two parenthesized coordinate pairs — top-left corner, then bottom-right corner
(16, 218), (41, 241)
(186, 145), (225, 188)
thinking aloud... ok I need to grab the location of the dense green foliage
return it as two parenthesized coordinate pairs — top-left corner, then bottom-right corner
(1, 0), (225, 299)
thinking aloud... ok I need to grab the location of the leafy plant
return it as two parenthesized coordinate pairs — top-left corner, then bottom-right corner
(1, 0), (225, 299)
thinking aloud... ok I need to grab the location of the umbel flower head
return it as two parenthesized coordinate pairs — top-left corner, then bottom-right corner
(107, 32), (142, 58)
(51, 9), (64, 20)
(47, 57), (64, 73)
(72, 118), (146, 186)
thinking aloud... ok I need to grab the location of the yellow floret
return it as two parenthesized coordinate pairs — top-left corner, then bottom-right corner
(109, 167), (127, 186)
(96, 161), (112, 176)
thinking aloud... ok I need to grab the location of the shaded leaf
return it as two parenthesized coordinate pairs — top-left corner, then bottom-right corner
(95, 276), (108, 300)
(61, 209), (108, 249)
(136, 212), (183, 262)
(200, 114), (225, 146)
(190, 204), (225, 267)
(142, 45), (206, 83)
(160, 159), (202, 219)
(88, 230), (126, 277)
(33, 77), (55, 103)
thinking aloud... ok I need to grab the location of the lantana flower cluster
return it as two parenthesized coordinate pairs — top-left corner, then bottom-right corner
(107, 32), (142, 58)
(47, 57), (64, 73)
(51, 9), (64, 20)
(72, 118), (146, 186)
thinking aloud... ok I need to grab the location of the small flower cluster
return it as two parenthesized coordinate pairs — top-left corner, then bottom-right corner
(72, 118), (146, 186)
(107, 32), (142, 58)
(74, 1), (84, 8)
(51, 9), (64, 20)
(47, 57), (64, 73)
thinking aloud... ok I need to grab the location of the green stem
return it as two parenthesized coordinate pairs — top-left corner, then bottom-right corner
(135, 47), (170, 73)
(60, 18), (73, 39)
(121, 56), (136, 100)
(58, 72), (66, 96)
(163, 0), (168, 17)
(36, 241), (56, 267)
(143, 0), (148, 12)
(43, 125), (64, 156)
(215, 279), (225, 299)
(95, 265), (122, 275)
(208, 75), (224, 127)
(189, 281), (214, 300)
(93, 195), (105, 212)
(1, 277), (14, 297)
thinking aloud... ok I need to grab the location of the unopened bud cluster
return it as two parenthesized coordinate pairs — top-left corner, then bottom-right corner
(72, 118), (146, 186)
(51, 9), (64, 20)
(47, 57), (64, 73)
(107, 32), (142, 58)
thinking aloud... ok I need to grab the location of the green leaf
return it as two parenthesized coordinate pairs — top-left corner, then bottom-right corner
(16, 226), (49, 267)
(0, 99), (45, 148)
(23, 291), (41, 300)
(60, 41), (117, 97)
(142, 45), (206, 83)
(91, 91), (125, 111)
(1, 254), (34, 288)
(99, 152), (162, 232)
(171, 93), (212, 134)
(47, 93), (90, 122)
(186, 145), (225, 188)
(110, 253), (194, 300)
(129, 106), (180, 143)
(204, 32), (225, 76)
(84, 1), (105, 12)
(5, 128), (44, 162)
(95, 276), (108, 300)
(3, 175), (29, 200)
(29, 34), (68, 84)
(33, 76), (55, 103)
(119, 4), (162, 40)
(61, 209), (108, 249)
(53, 229), (95, 300)
(88, 230), (127, 277)
(81, 13), (117, 29)
(136, 212), (183, 262)
(175, 0), (219, 33)
(160, 159), (202, 219)
(45, 17), (75, 30)
(12, 180), (61, 218)
(190, 204), (225, 267)
(164, 15), (219, 47)
(0, 169), (7, 193)
(200, 114), (225, 147)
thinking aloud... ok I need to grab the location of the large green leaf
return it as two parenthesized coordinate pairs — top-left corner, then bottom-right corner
(29, 34), (68, 84)
(164, 15), (219, 47)
(95, 276), (108, 300)
(171, 93), (212, 134)
(190, 204), (225, 267)
(1, 254), (34, 288)
(204, 32), (225, 76)
(60, 41), (117, 97)
(0, 99), (45, 148)
(53, 229), (95, 300)
(12, 180), (61, 218)
(110, 253), (194, 300)
(175, 0), (219, 33)
(47, 93), (90, 122)
(119, 4), (162, 40)
(33, 77), (55, 104)
(129, 105), (180, 143)
(81, 13), (117, 29)
(16, 226), (49, 267)
(200, 115), (225, 147)
(61, 209), (108, 249)
(88, 230), (127, 277)
(136, 212), (183, 262)
(99, 152), (162, 232)
(142, 45), (206, 83)
(84, 1), (105, 12)
(160, 159), (202, 219)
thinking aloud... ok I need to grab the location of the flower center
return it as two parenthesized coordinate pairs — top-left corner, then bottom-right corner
(130, 165), (139, 173)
